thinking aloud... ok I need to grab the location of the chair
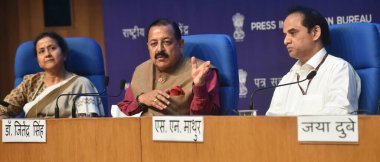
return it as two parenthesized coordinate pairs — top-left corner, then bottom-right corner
(182, 34), (239, 115)
(14, 37), (108, 116)
(326, 23), (380, 114)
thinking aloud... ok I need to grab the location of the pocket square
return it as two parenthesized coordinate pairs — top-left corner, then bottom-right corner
(169, 86), (185, 96)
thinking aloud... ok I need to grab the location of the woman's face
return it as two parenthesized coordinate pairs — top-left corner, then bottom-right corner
(35, 36), (66, 72)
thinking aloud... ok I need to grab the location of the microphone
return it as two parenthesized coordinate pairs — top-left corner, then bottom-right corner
(0, 101), (10, 107)
(54, 76), (110, 118)
(249, 70), (317, 110)
(71, 79), (126, 118)
(102, 76), (110, 94)
(95, 76), (109, 95)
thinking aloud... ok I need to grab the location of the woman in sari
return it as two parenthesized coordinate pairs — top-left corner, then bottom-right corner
(0, 32), (104, 118)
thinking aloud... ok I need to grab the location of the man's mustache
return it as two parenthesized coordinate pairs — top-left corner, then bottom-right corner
(154, 51), (169, 59)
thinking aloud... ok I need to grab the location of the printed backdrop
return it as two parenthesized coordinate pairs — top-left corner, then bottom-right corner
(103, 0), (379, 115)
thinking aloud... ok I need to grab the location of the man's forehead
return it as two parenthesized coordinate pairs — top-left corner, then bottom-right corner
(283, 14), (306, 31)
(287, 12), (305, 20)
(285, 13), (305, 25)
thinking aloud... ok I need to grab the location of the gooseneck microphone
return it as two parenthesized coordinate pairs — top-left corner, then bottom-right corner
(248, 70), (317, 110)
(71, 79), (126, 118)
(54, 76), (110, 118)
(0, 101), (10, 107)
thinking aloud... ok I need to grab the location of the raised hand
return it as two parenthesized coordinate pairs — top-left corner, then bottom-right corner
(191, 56), (210, 86)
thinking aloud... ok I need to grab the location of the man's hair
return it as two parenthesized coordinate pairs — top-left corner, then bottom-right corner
(287, 6), (330, 46)
(33, 31), (68, 57)
(147, 18), (182, 40)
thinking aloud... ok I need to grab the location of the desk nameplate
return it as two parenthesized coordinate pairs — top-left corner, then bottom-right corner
(152, 116), (204, 142)
(297, 116), (358, 143)
(2, 119), (46, 143)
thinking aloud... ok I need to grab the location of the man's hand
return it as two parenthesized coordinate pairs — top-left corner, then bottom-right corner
(191, 57), (210, 86)
(139, 90), (171, 110)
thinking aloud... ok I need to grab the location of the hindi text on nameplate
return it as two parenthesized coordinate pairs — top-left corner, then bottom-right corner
(297, 115), (358, 143)
(152, 116), (204, 142)
(2, 119), (46, 143)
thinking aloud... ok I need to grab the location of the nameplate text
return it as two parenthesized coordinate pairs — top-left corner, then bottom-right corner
(297, 116), (358, 143)
(152, 116), (204, 142)
(2, 119), (46, 143)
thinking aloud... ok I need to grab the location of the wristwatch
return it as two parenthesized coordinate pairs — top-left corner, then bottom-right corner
(136, 93), (146, 107)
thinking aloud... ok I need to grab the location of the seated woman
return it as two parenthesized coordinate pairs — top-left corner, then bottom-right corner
(0, 32), (104, 118)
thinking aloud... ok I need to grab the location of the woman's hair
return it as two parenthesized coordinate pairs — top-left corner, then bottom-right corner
(33, 32), (68, 57)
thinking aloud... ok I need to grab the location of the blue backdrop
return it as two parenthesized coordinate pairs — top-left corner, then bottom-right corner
(103, 0), (379, 115)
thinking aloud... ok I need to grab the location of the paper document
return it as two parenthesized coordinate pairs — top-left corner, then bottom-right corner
(111, 105), (142, 117)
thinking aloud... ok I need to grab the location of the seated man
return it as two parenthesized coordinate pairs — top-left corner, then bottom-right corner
(117, 18), (220, 116)
(266, 6), (361, 115)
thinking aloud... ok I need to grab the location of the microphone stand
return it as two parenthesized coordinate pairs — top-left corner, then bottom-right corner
(249, 71), (317, 111)
(55, 89), (107, 118)
(0, 101), (10, 107)
(71, 80), (126, 118)
(54, 76), (109, 118)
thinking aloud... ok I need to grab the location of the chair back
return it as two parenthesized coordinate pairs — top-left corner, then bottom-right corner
(182, 34), (239, 115)
(326, 23), (380, 114)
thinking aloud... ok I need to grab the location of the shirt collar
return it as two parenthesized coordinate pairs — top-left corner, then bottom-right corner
(292, 48), (327, 72)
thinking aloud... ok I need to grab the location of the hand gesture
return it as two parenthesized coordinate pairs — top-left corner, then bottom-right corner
(191, 57), (210, 86)
(138, 90), (170, 110)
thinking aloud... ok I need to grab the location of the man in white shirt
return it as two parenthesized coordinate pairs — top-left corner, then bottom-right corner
(266, 6), (361, 116)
